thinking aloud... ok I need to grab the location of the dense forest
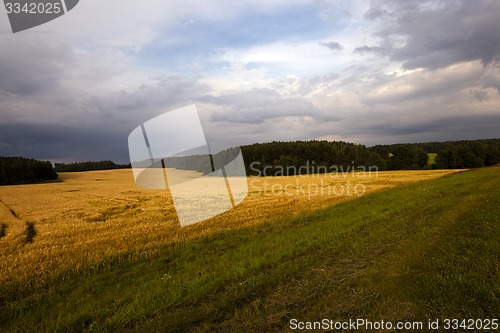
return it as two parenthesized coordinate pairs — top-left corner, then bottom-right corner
(373, 138), (500, 169)
(130, 139), (500, 176)
(54, 160), (130, 172)
(0, 157), (58, 185)
(241, 141), (384, 175)
(240, 138), (500, 175)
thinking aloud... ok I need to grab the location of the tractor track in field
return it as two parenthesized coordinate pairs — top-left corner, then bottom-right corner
(0, 197), (23, 221)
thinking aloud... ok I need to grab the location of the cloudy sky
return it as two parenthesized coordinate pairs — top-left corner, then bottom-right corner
(1, 0), (499, 163)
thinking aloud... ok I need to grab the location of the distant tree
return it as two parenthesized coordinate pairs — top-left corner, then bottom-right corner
(274, 155), (299, 175)
(241, 140), (377, 175)
(485, 146), (500, 166)
(225, 138), (500, 176)
(0, 157), (58, 185)
(54, 160), (129, 172)
(435, 145), (463, 169)
(365, 152), (387, 171)
(458, 145), (484, 168)
(415, 147), (429, 169)
(389, 145), (418, 170)
(379, 138), (500, 169)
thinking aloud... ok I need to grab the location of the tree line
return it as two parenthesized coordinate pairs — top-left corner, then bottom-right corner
(1, 138), (498, 184)
(128, 138), (500, 176)
(0, 157), (58, 185)
(241, 138), (500, 175)
(54, 160), (130, 172)
(241, 141), (385, 175)
(373, 138), (500, 170)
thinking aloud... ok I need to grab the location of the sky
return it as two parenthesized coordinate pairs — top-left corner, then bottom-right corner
(0, 0), (499, 164)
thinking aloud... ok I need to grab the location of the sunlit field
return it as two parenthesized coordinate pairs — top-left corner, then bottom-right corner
(2, 168), (499, 332)
(0, 169), (457, 291)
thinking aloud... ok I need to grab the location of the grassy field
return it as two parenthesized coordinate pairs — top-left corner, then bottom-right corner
(1, 167), (499, 331)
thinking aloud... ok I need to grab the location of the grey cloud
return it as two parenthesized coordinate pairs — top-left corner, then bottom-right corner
(113, 76), (210, 113)
(272, 72), (341, 96)
(353, 45), (387, 56)
(479, 65), (500, 93)
(361, 71), (483, 107)
(208, 88), (322, 124)
(0, 38), (75, 96)
(364, 7), (390, 20)
(366, 0), (500, 70)
(0, 122), (130, 163)
(0, 141), (13, 150)
(319, 41), (343, 51)
(372, 114), (500, 138)
(469, 89), (489, 102)
(361, 119), (449, 136)
(62, 75), (211, 127)
(334, 112), (500, 145)
(0, 70), (211, 162)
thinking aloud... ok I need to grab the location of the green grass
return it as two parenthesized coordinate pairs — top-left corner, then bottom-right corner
(1, 168), (499, 332)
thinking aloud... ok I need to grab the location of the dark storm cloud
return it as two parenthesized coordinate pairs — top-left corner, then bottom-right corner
(424, 114), (500, 140)
(110, 76), (210, 115)
(79, 75), (209, 116)
(358, 120), (445, 137)
(333, 112), (500, 145)
(319, 41), (343, 51)
(0, 71), (212, 162)
(0, 39), (75, 96)
(365, 0), (500, 70)
(0, 122), (131, 164)
(366, 113), (500, 137)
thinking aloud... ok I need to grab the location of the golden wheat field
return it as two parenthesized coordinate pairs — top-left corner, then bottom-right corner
(0, 169), (459, 290)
